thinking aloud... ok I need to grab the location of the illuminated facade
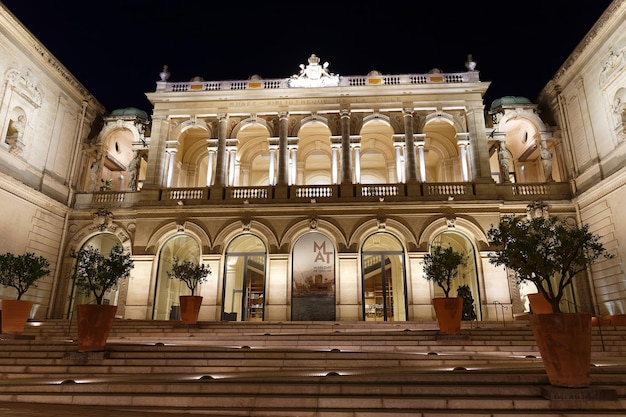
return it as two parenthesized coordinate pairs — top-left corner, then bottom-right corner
(1, 2), (625, 323)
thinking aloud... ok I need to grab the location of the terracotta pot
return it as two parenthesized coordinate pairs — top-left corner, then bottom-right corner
(1, 300), (34, 334)
(527, 292), (553, 314)
(432, 297), (463, 334)
(606, 314), (626, 326)
(592, 315), (611, 326)
(179, 295), (203, 324)
(529, 312), (592, 387)
(76, 304), (117, 352)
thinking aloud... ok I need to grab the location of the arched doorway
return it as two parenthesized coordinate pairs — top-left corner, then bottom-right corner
(361, 232), (407, 321)
(67, 233), (122, 318)
(222, 234), (267, 322)
(153, 234), (202, 320)
(291, 232), (336, 320)
(430, 231), (481, 320)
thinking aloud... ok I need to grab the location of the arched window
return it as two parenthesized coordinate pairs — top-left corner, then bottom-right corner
(361, 232), (407, 321)
(222, 234), (267, 322)
(153, 234), (201, 320)
(68, 233), (122, 318)
(430, 231), (481, 320)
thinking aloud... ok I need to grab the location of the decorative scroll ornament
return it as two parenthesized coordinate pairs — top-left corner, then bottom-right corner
(289, 54), (339, 88)
(310, 217), (318, 230)
(92, 210), (113, 231)
(446, 216), (456, 228)
(526, 201), (549, 219)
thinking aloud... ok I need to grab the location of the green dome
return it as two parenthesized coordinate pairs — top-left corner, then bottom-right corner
(489, 96), (532, 111)
(109, 107), (149, 121)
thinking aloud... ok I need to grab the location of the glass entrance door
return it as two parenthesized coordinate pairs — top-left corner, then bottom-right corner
(361, 232), (407, 321)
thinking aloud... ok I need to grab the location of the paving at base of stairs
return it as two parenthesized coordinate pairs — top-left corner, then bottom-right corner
(0, 319), (625, 416)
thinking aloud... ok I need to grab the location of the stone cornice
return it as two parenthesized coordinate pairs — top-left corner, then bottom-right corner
(576, 166), (626, 208)
(551, 1), (624, 86)
(0, 4), (105, 114)
(0, 172), (68, 217)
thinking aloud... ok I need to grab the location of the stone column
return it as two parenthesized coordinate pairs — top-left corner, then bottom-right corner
(290, 147), (297, 185)
(457, 133), (470, 182)
(165, 148), (177, 188)
(414, 133), (426, 182)
(331, 136), (341, 184)
(227, 146), (237, 186)
(466, 105), (493, 182)
(417, 143), (426, 182)
(206, 140), (217, 186)
(142, 115), (169, 189)
(353, 144), (361, 184)
(213, 114), (229, 187)
(403, 108), (418, 183)
(268, 138), (278, 186)
(277, 111), (289, 186)
(393, 137), (403, 183)
(340, 109), (352, 184)
(206, 150), (215, 186)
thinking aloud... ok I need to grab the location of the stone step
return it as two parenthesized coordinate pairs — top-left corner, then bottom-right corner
(1, 320), (625, 416)
(0, 371), (624, 414)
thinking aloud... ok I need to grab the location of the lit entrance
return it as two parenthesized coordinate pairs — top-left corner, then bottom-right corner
(361, 232), (407, 321)
(222, 235), (267, 322)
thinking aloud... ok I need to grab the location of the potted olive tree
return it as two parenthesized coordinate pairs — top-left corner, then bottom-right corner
(0, 252), (50, 335)
(167, 257), (211, 324)
(422, 245), (467, 335)
(487, 214), (613, 387)
(70, 243), (134, 351)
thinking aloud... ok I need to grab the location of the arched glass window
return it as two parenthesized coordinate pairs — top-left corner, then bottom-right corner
(222, 234), (266, 322)
(430, 231), (481, 320)
(68, 233), (122, 317)
(153, 234), (201, 320)
(361, 232), (407, 321)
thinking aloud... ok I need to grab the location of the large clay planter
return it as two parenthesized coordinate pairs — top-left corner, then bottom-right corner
(529, 312), (592, 387)
(1, 299), (34, 334)
(527, 292), (553, 314)
(179, 295), (203, 324)
(605, 314), (626, 325)
(76, 304), (117, 352)
(432, 297), (463, 334)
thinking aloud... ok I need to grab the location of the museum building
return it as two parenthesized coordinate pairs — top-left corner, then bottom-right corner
(1, 1), (625, 325)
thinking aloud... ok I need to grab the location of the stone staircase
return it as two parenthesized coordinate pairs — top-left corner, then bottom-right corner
(0, 319), (625, 416)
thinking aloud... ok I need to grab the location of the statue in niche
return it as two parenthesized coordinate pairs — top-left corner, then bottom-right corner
(6, 115), (24, 137)
(498, 143), (511, 183)
(5, 114), (25, 154)
(540, 142), (553, 182)
(89, 150), (102, 192)
(127, 151), (140, 191)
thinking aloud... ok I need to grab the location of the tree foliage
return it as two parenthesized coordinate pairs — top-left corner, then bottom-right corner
(167, 257), (211, 296)
(0, 252), (50, 300)
(71, 244), (134, 305)
(422, 245), (467, 297)
(487, 215), (613, 313)
(457, 284), (477, 321)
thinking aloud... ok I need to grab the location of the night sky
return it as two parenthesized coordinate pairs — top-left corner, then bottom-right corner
(1, 1), (614, 115)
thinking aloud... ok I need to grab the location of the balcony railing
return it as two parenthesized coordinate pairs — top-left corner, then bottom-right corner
(155, 71), (481, 93)
(73, 182), (573, 209)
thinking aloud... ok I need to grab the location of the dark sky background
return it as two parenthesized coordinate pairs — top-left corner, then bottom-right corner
(1, 1), (614, 116)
